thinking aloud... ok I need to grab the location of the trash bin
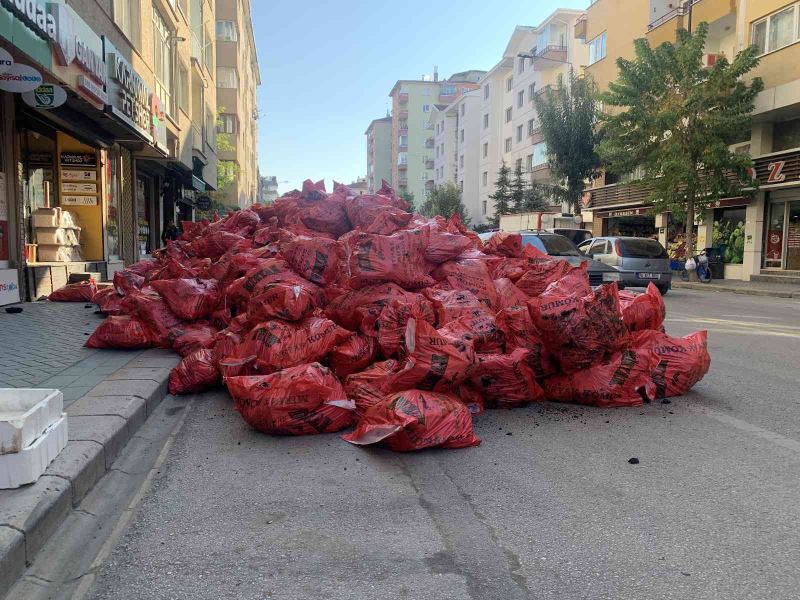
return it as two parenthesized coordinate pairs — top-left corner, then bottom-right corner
(706, 247), (725, 280)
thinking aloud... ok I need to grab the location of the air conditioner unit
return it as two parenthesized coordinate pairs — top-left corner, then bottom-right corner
(702, 54), (720, 68)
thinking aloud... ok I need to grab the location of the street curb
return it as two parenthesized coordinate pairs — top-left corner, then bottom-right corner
(0, 349), (179, 598)
(672, 281), (800, 299)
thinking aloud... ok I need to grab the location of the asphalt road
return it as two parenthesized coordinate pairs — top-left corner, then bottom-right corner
(40, 290), (800, 599)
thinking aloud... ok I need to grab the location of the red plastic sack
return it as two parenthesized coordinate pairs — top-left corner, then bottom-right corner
(92, 288), (125, 316)
(470, 348), (545, 409)
(281, 234), (344, 286)
(85, 316), (152, 349)
(48, 279), (97, 302)
(438, 311), (502, 354)
(246, 280), (321, 322)
(369, 296), (436, 359)
(633, 330), (711, 398)
(515, 258), (573, 297)
(619, 283), (666, 332)
(149, 278), (221, 320)
(344, 229), (434, 290)
(495, 306), (557, 379)
(345, 194), (412, 235)
(325, 283), (417, 331)
(483, 231), (523, 257)
(121, 290), (183, 347)
(240, 316), (350, 374)
(113, 271), (144, 295)
(127, 259), (160, 277)
(424, 229), (473, 264)
(300, 188), (351, 237)
(528, 284), (629, 373)
(543, 347), (658, 408)
(494, 278), (529, 309)
(383, 318), (476, 393)
(343, 360), (399, 418)
(168, 323), (218, 357)
(342, 390), (481, 452)
(540, 262), (591, 298)
(169, 349), (220, 395)
(328, 334), (377, 377)
(188, 231), (246, 259)
(227, 363), (355, 435)
(424, 288), (486, 327)
(431, 258), (498, 310)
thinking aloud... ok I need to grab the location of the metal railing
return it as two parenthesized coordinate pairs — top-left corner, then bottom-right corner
(648, 2), (692, 30)
(533, 45), (568, 58)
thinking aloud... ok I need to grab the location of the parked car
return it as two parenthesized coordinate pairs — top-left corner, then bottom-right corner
(578, 236), (672, 294)
(547, 228), (594, 245)
(479, 231), (623, 288)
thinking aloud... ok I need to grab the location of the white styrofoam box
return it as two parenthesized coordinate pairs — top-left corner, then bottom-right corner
(32, 207), (61, 228)
(0, 389), (63, 455)
(59, 211), (80, 228)
(35, 245), (83, 262)
(35, 227), (81, 246)
(0, 415), (68, 489)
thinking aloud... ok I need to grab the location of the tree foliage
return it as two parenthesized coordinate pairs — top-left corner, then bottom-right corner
(533, 68), (602, 213)
(211, 108), (241, 211)
(488, 162), (512, 227)
(597, 23), (763, 257)
(419, 182), (471, 225)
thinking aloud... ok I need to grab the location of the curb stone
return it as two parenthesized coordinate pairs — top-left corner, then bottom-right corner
(0, 348), (177, 598)
(672, 281), (800, 299)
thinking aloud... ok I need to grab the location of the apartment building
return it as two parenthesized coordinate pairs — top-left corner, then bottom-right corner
(453, 92), (483, 224)
(431, 104), (457, 188)
(365, 116), (392, 193)
(388, 70), (484, 204)
(216, 0), (261, 209)
(581, 0), (800, 282)
(259, 176), (279, 204)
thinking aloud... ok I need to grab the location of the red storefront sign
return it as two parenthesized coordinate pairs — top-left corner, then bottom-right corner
(766, 230), (783, 260)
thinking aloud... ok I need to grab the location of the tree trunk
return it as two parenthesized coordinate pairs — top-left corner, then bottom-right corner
(685, 196), (698, 282)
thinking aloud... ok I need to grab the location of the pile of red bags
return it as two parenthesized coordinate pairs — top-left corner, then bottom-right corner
(54, 178), (710, 452)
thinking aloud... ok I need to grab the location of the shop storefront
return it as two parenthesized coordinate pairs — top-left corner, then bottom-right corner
(596, 207), (657, 238)
(764, 190), (800, 272)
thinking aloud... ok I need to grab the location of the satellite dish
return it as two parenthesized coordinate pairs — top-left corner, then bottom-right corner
(540, 213), (554, 227)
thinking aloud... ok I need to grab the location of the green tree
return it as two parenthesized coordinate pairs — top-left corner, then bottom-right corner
(419, 182), (471, 225)
(208, 108), (241, 212)
(488, 162), (512, 227)
(533, 68), (602, 214)
(597, 23), (763, 270)
(510, 163), (526, 213)
(399, 190), (415, 209)
(520, 181), (551, 213)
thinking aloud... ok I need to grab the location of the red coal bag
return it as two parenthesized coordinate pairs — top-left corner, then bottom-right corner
(345, 194), (412, 235)
(342, 389), (481, 452)
(299, 188), (352, 237)
(619, 283), (666, 332)
(540, 262), (591, 298)
(633, 330), (711, 398)
(431, 258), (498, 310)
(495, 305), (557, 379)
(281, 234), (344, 286)
(345, 229), (434, 290)
(121, 290), (184, 347)
(369, 295), (436, 359)
(382, 318), (476, 394)
(515, 258), (573, 297)
(149, 278), (221, 321)
(85, 316), (152, 349)
(227, 363), (355, 436)
(423, 288), (486, 327)
(113, 271), (144, 295)
(437, 311), (502, 354)
(127, 259), (160, 278)
(470, 348), (545, 409)
(528, 283), (629, 374)
(325, 283), (417, 331)
(424, 229), (473, 264)
(343, 359), (399, 419)
(328, 334), (377, 378)
(169, 349), (220, 395)
(542, 347), (659, 408)
(246, 281), (320, 322)
(188, 231), (246, 259)
(48, 279), (97, 302)
(92, 288), (125, 316)
(168, 323), (218, 357)
(483, 231), (523, 258)
(494, 278), (529, 309)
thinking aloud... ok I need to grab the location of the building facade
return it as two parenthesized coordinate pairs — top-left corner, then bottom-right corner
(215, 0), (260, 209)
(365, 116), (392, 193)
(581, 0), (800, 281)
(430, 103), (456, 188)
(453, 92), (482, 224)
(259, 175), (278, 204)
(388, 70), (483, 205)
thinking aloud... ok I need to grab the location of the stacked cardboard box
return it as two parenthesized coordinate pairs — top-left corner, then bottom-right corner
(32, 208), (84, 262)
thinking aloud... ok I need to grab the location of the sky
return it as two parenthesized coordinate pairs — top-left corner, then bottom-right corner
(252, 0), (587, 195)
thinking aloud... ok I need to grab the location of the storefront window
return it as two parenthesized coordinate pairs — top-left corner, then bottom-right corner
(765, 201), (785, 268)
(106, 148), (120, 260)
(712, 207), (746, 264)
(786, 202), (800, 271)
(136, 176), (151, 258)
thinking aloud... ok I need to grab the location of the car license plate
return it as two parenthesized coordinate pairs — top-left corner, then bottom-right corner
(637, 272), (661, 280)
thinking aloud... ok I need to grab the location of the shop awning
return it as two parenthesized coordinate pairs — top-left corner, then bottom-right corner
(192, 175), (206, 192)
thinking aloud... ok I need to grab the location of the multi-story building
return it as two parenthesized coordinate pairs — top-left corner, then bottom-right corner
(365, 116), (392, 193)
(431, 104), (457, 188)
(215, 0), (261, 209)
(348, 178), (369, 195)
(453, 92), (483, 224)
(388, 70), (484, 204)
(581, 0), (800, 282)
(259, 176), (279, 204)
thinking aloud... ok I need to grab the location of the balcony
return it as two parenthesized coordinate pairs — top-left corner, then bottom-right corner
(532, 45), (568, 70)
(425, 137), (434, 148)
(398, 121), (408, 133)
(439, 91), (456, 102)
(399, 144), (408, 152)
(425, 160), (434, 170)
(398, 162), (408, 171)
(398, 178), (408, 187)
(398, 93), (409, 104)
(534, 84), (553, 98)
(574, 13), (587, 40)
(689, 0), (736, 27)
(398, 111), (408, 120)
(192, 123), (204, 153)
(425, 181), (435, 192)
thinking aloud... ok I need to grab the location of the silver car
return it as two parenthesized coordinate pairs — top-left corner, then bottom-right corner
(578, 236), (672, 294)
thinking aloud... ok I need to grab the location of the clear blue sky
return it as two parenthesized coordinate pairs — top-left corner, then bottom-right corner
(252, 1), (587, 194)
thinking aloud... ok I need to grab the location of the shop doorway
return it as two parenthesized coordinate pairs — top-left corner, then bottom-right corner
(18, 125), (57, 255)
(603, 215), (656, 237)
(764, 198), (800, 271)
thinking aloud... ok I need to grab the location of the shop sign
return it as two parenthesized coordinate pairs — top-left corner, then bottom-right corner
(105, 46), (153, 143)
(598, 207), (650, 219)
(50, 2), (107, 107)
(60, 152), (96, 167)
(0, 63), (43, 92)
(62, 195), (97, 206)
(767, 161), (786, 184)
(196, 195), (212, 210)
(0, 269), (20, 306)
(62, 182), (96, 193)
(21, 83), (67, 109)
(0, 47), (13, 74)
(0, 0), (57, 41)
(150, 94), (168, 154)
(61, 169), (96, 181)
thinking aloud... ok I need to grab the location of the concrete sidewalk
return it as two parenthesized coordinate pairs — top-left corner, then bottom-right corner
(672, 279), (800, 299)
(0, 302), (177, 595)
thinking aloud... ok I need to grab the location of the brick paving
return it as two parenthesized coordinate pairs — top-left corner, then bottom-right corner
(0, 302), (146, 405)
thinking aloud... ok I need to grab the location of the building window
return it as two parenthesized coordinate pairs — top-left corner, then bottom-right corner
(752, 5), (797, 55)
(518, 57), (525, 73)
(216, 20), (238, 42)
(460, 129), (464, 142)
(504, 137), (512, 152)
(423, 104), (431, 112)
(153, 7), (174, 117)
(483, 142), (488, 158)
(113, 0), (134, 42)
(483, 113), (489, 129)
(217, 113), (237, 134)
(399, 134), (408, 146)
(529, 83), (535, 102)
(516, 124), (523, 142)
(517, 90), (524, 108)
(526, 154), (533, 172)
(515, 158), (523, 172)
(459, 180), (464, 192)
(482, 200), (487, 215)
(217, 67), (238, 88)
(533, 141), (548, 166)
(484, 84), (490, 99)
(441, 86), (456, 96)
(422, 87), (430, 96)
(482, 171), (488, 186)
(505, 107), (512, 122)
(398, 152), (408, 165)
(460, 155), (464, 168)
(588, 31), (607, 65)
(178, 62), (189, 113)
(528, 119), (535, 136)
(461, 103), (466, 116)
(506, 77), (513, 92)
